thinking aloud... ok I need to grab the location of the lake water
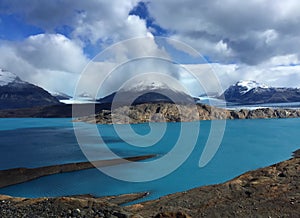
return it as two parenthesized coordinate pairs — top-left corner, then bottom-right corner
(0, 118), (299, 203)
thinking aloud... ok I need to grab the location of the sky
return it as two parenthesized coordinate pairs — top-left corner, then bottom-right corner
(0, 0), (300, 96)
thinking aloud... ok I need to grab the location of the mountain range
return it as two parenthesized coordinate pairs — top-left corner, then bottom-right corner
(220, 80), (300, 104)
(1, 67), (300, 112)
(0, 69), (60, 110)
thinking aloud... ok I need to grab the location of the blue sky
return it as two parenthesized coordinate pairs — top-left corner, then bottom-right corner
(0, 0), (300, 95)
(0, 14), (44, 40)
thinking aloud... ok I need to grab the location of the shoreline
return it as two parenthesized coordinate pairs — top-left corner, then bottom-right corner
(1, 102), (300, 122)
(0, 149), (299, 217)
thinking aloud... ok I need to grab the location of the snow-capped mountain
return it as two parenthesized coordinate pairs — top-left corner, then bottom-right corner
(120, 80), (188, 94)
(97, 80), (195, 106)
(235, 80), (269, 94)
(220, 80), (300, 104)
(0, 69), (60, 110)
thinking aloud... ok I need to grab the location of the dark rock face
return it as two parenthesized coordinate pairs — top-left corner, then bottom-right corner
(0, 78), (60, 110)
(221, 81), (300, 104)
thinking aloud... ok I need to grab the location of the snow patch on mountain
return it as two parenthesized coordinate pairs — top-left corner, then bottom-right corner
(119, 79), (188, 94)
(0, 69), (22, 86)
(236, 80), (268, 94)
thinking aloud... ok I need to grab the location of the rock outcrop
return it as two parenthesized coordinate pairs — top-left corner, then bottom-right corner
(75, 103), (300, 124)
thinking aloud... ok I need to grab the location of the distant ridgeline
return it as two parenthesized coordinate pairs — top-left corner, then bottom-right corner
(77, 80), (300, 124)
(220, 80), (300, 104)
(1, 73), (300, 122)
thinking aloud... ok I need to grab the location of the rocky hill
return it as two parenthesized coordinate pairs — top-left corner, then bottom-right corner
(75, 102), (300, 124)
(220, 80), (300, 104)
(0, 69), (60, 110)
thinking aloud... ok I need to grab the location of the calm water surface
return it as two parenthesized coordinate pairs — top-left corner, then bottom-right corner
(0, 118), (299, 202)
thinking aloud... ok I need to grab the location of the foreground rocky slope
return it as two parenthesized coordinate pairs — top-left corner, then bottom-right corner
(1, 150), (299, 217)
(0, 194), (141, 218)
(76, 103), (300, 124)
(127, 150), (300, 217)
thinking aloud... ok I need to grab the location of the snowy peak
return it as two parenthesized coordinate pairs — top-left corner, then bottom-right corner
(119, 79), (188, 94)
(0, 68), (59, 109)
(235, 80), (268, 94)
(0, 69), (25, 86)
(50, 91), (72, 100)
(98, 79), (194, 106)
(221, 80), (300, 104)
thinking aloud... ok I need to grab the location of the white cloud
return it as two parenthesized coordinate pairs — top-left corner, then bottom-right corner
(0, 0), (150, 46)
(147, 0), (300, 65)
(1, 0), (300, 96)
(181, 62), (300, 95)
(74, 37), (174, 98)
(262, 54), (300, 67)
(0, 0), (155, 94)
(16, 34), (88, 73)
(0, 34), (88, 94)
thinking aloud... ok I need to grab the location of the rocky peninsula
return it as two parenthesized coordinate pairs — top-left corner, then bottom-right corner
(0, 149), (299, 217)
(75, 103), (300, 124)
(0, 155), (155, 189)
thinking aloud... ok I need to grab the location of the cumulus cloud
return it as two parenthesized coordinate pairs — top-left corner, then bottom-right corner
(0, 0), (300, 95)
(0, 0), (154, 94)
(16, 34), (88, 73)
(0, 34), (88, 94)
(147, 0), (300, 65)
(74, 37), (174, 98)
(0, 0), (150, 45)
(182, 62), (300, 96)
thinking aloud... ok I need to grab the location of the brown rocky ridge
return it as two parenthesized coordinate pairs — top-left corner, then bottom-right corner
(0, 149), (299, 217)
(75, 103), (300, 124)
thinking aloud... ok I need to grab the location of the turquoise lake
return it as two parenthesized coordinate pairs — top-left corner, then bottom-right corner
(0, 118), (299, 203)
